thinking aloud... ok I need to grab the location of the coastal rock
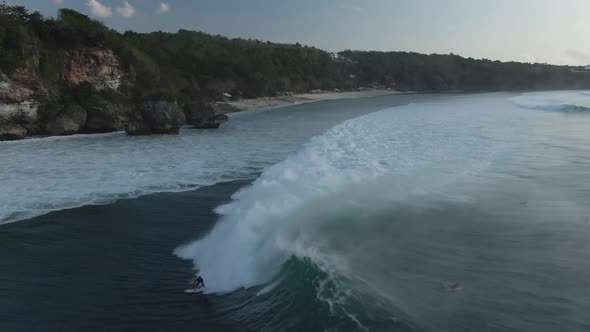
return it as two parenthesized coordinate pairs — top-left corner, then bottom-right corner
(0, 73), (39, 128)
(62, 48), (122, 91)
(43, 105), (87, 136)
(185, 100), (229, 129)
(203, 114), (229, 129)
(86, 99), (125, 133)
(0, 124), (27, 141)
(66, 105), (88, 128)
(44, 115), (79, 136)
(124, 121), (152, 136)
(126, 101), (185, 135)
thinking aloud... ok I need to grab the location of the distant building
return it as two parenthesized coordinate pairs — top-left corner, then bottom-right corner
(585, 65), (590, 71)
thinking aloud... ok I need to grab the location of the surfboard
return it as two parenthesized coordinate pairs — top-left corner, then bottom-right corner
(185, 289), (204, 294)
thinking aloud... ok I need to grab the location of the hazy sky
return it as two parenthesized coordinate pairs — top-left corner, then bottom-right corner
(12, 0), (590, 65)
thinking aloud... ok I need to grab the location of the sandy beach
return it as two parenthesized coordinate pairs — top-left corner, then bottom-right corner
(215, 89), (405, 113)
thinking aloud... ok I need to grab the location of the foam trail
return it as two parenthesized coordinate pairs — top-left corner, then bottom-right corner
(0, 103), (379, 225)
(175, 94), (519, 293)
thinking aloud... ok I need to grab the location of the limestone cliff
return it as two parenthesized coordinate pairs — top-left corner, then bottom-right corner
(62, 48), (122, 91)
(0, 48), (122, 138)
(0, 47), (226, 141)
(0, 71), (40, 139)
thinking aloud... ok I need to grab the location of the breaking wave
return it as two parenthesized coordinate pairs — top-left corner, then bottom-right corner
(510, 91), (590, 112)
(174, 95), (521, 328)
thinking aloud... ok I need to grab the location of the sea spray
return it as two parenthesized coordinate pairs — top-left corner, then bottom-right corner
(174, 94), (519, 295)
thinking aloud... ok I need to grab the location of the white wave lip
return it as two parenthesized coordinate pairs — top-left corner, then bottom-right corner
(510, 90), (590, 111)
(175, 94), (517, 293)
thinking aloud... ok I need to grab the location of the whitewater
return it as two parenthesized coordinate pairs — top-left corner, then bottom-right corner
(0, 98), (400, 224)
(174, 91), (590, 330)
(175, 95), (511, 291)
(177, 91), (590, 289)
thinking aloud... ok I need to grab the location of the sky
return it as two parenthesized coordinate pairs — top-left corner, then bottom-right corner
(10, 0), (590, 66)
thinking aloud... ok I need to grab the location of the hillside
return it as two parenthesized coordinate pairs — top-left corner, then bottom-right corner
(1, 4), (589, 141)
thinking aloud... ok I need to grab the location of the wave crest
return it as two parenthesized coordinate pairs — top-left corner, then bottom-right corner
(510, 91), (590, 112)
(174, 95), (511, 294)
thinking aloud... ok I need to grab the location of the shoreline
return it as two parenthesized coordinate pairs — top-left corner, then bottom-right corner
(215, 89), (410, 113)
(0, 90), (407, 143)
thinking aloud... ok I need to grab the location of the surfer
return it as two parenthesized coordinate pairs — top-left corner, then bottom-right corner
(193, 275), (205, 290)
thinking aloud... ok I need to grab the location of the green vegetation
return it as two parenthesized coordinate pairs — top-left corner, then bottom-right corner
(121, 30), (348, 99)
(1, 3), (589, 107)
(340, 51), (590, 92)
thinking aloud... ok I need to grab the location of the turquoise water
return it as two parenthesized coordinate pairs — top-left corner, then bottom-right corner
(1, 92), (590, 331)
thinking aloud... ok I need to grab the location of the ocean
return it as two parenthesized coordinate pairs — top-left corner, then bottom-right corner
(1, 92), (590, 331)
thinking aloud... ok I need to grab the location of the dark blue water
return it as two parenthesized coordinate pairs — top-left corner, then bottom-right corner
(0, 182), (249, 331)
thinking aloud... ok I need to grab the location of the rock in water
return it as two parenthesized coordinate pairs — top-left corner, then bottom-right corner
(206, 114), (229, 129)
(86, 98), (125, 133)
(43, 105), (87, 136)
(125, 101), (186, 135)
(124, 121), (152, 136)
(184, 100), (229, 129)
(44, 115), (79, 135)
(143, 101), (186, 134)
(0, 124), (27, 141)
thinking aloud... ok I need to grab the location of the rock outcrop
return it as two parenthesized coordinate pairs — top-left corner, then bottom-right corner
(62, 48), (122, 90)
(126, 101), (186, 135)
(43, 105), (87, 136)
(184, 100), (228, 129)
(85, 98), (127, 133)
(204, 114), (229, 128)
(0, 72), (40, 136)
(0, 46), (227, 141)
(0, 124), (27, 141)
(0, 47), (125, 140)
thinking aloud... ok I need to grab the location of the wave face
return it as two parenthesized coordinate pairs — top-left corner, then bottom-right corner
(175, 94), (524, 328)
(510, 90), (590, 112)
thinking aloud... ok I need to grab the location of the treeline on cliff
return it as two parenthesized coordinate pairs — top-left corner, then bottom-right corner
(1, 5), (590, 103)
(0, 5), (348, 104)
(340, 51), (590, 92)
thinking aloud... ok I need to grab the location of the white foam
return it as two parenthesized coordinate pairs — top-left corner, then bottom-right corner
(0, 104), (374, 224)
(174, 94), (522, 293)
(510, 90), (590, 111)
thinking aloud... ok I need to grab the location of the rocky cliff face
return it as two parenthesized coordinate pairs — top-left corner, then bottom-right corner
(0, 48), (127, 140)
(184, 100), (228, 129)
(126, 101), (186, 135)
(62, 48), (122, 90)
(0, 47), (227, 141)
(0, 71), (40, 139)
